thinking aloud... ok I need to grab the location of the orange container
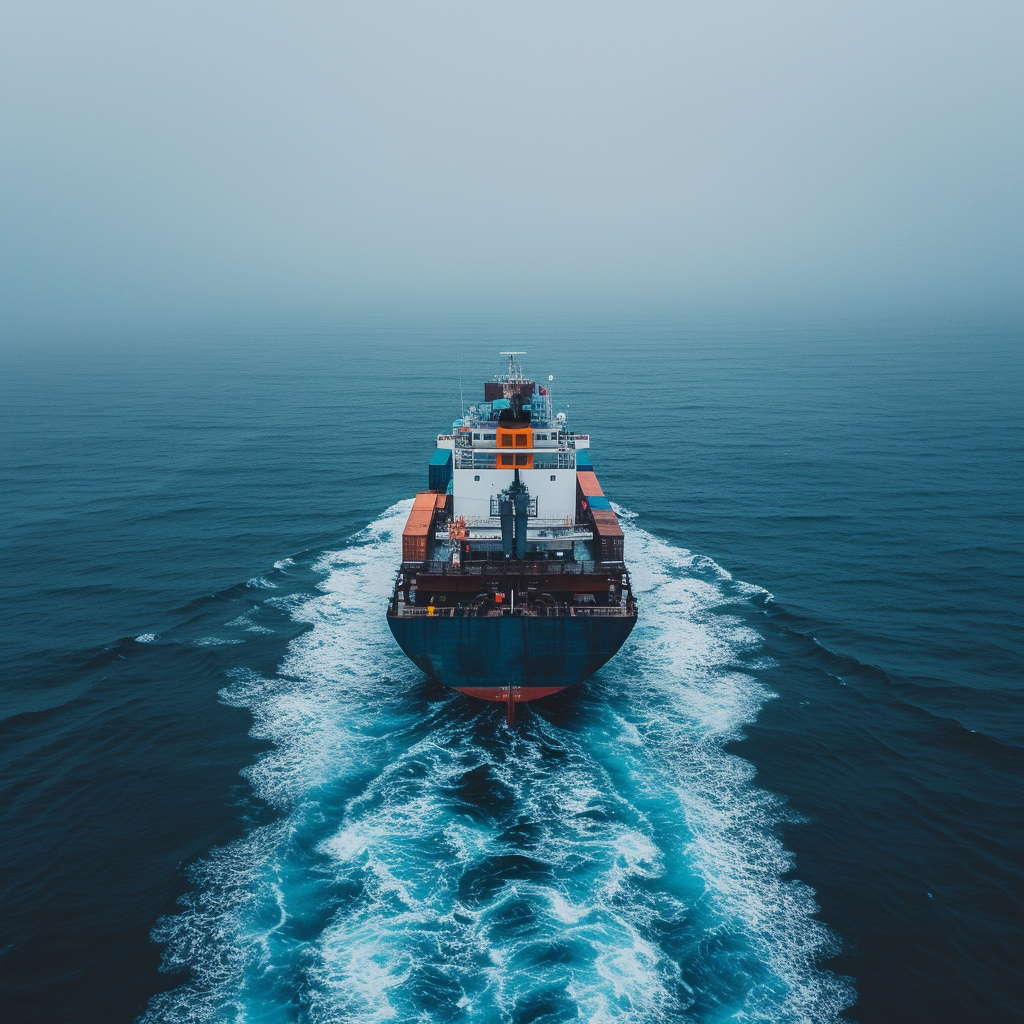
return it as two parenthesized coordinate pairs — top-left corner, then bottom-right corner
(402, 492), (437, 562)
(577, 471), (605, 499)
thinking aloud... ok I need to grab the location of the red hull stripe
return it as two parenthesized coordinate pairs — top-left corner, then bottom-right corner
(451, 686), (568, 703)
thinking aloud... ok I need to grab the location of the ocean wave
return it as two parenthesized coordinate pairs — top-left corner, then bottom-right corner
(247, 575), (279, 590)
(225, 612), (275, 635)
(141, 501), (853, 1023)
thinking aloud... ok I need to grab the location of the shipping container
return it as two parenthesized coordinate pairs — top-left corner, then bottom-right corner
(589, 505), (625, 562)
(428, 448), (452, 493)
(575, 449), (593, 469)
(484, 381), (535, 402)
(587, 495), (613, 510)
(596, 535), (625, 561)
(590, 511), (623, 534)
(402, 492), (437, 563)
(576, 471), (605, 499)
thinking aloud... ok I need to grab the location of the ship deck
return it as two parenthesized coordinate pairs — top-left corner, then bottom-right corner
(388, 557), (636, 619)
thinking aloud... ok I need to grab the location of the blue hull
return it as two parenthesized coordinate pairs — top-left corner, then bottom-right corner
(387, 611), (636, 702)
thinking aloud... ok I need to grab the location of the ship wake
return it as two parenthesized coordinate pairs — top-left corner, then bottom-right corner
(142, 501), (854, 1023)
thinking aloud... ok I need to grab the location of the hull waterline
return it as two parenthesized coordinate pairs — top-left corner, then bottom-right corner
(387, 610), (637, 704)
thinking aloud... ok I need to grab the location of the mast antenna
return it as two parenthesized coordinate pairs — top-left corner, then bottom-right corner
(499, 351), (527, 380)
(458, 351), (465, 418)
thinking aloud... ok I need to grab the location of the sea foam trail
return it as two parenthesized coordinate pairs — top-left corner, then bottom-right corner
(141, 502), (853, 1023)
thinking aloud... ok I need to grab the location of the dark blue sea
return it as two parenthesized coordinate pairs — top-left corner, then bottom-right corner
(2, 313), (1021, 1023)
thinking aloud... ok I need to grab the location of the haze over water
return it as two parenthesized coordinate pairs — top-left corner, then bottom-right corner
(1, 5), (1021, 1024)
(1, 2), (1020, 329)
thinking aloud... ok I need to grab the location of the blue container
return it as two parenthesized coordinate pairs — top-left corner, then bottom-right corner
(587, 495), (612, 510)
(428, 448), (452, 492)
(576, 449), (593, 469)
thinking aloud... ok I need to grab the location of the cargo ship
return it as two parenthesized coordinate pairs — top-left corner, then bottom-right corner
(386, 353), (637, 723)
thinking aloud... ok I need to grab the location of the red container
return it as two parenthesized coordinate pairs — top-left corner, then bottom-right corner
(585, 478), (624, 560)
(484, 381), (535, 402)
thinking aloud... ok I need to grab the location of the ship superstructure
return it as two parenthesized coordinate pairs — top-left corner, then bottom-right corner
(387, 354), (637, 723)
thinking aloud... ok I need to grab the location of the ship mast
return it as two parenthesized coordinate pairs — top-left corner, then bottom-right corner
(499, 351), (527, 382)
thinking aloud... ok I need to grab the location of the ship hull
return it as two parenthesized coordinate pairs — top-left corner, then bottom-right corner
(387, 612), (636, 703)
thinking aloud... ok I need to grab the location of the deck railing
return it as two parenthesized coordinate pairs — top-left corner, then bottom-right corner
(453, 449), (575, 470)
(448, 516), (586, 530)
(412, 559), (603, 576)
(390, 603), (635, 619)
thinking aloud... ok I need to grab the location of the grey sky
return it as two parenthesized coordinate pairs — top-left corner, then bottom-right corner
(1, 1), (1020, 330)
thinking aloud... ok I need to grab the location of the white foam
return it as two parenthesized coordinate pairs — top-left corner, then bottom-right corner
(142, 500), (853, 1023)
(225, 612), (274, 634)
(604, 516), (854, 1021)
(246, 575), (278, 589)
(304, 720), (689, 1023)
(135, 633), (156, 643)
(141, 501), (416, 1023)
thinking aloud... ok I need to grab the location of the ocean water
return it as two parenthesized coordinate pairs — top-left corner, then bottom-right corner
(1, 313), (1021, 1023)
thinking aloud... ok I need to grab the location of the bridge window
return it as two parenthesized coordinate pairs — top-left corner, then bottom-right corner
(550, 475), (556, 481)
(500, 433), (513, 447)
(501, 454), (513, 466)
(515, 454), (528, 466)
(515, 434), (528, 447)
(474, 475), (480, 481)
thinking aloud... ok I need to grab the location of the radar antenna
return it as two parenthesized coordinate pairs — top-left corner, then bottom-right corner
(499, 351), (527, 381)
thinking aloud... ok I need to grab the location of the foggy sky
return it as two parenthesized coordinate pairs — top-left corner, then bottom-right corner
(1, 1), (1020, 331)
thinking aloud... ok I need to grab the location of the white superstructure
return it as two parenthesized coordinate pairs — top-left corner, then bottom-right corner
(431, 354), (593, 555)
